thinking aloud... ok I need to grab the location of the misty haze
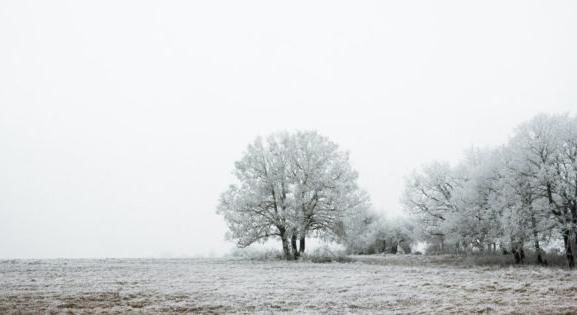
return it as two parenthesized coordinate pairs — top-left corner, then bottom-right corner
(1, 1), (577, 314)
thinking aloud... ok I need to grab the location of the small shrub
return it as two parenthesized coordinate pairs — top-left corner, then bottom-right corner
(541, 252), (569, 267)
(334, 255), (355, 263)
(304, 246), (354, 263)
(463, 254), (513, 267)
(310, 255), (333, 263)
(229, 248), (284, 261)
(460, 250), (568, 268)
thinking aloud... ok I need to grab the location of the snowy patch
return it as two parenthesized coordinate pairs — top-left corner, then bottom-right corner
(1, 256), (576, 314)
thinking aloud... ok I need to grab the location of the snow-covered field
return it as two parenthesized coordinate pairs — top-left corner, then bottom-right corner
(1, 255), (577, 314)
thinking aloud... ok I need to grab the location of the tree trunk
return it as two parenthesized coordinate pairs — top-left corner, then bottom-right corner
(390, 242), (398, 254)
(400, 241), (411, 254)
(279, 228), (292, 260)
(530, 214), (544, 265)
(512, 246), (521, 264)
(563, 229), (575, 268)
(511, 243), (525, 264)
(499, 242), (508, 255)
(513, 251), (521, 264)
(291, 233), (299, 259)
(299, 237), (305, 254)
(571, 204), (577, 268)
(281, 237), (291, 260)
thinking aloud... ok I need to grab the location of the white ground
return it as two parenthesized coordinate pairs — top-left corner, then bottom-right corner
(1, 255), (577, 314)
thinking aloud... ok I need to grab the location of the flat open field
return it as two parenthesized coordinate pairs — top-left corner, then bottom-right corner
(1, 255), (577, 314)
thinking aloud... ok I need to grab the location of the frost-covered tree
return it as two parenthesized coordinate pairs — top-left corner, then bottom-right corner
(218, 135), (294, 258)
(218, 131), (368, 260)
(449, 149), (504, 252)
(401, 161), (459, 250)
(491, 146), (554, 264)
(383, 216), (416, 254)
(402, 113), (577, 267)
(403, 150), (504, 253)
(508, 114), (577, 267)
(342, 207), (415, 255)
(287, 131), (369, 256)
(550, 115), (577, 267)
(341, 207), (384, 254)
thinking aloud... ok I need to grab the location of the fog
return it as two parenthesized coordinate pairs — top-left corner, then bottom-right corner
(1, 0), (576, 258)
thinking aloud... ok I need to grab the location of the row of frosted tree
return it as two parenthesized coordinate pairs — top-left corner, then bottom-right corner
(402, 114), (577, 267)
(217, 113), (577, 266)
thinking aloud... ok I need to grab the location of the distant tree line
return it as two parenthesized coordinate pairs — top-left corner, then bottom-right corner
(402, 114), (577, 267)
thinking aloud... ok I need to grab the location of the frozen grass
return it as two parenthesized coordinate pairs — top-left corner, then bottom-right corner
(1, 255), (577, 314)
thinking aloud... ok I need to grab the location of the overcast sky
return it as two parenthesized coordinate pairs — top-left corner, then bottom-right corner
(1, 0), (576, 258)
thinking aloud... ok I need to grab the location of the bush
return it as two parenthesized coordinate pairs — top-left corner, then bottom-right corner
(309, 255), (333, 263)
(229, 247), (284, 261)
(462, 254), (513, 267)
(461, 250), (569, 268)
(334, 255), (355, 263)
(303, 246), (354, 263)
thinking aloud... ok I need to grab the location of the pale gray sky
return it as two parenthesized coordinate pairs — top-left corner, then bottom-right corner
(1, 0), (576, 258)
